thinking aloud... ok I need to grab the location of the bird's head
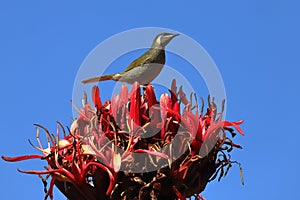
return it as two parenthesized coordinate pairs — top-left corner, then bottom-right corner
(151, 32), (179, 49)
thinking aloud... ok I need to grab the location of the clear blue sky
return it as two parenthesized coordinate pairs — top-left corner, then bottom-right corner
(0, 1), (299, 199)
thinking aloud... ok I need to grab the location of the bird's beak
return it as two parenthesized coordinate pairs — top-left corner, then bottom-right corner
(170, 33), (180, 38)
(165, 33), (179, 43)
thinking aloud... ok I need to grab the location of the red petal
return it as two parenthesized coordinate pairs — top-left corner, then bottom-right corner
(146, 84), (157, 108)
(2, 155), (43, 162)
(120, 84), (128, 104)
(48, 178), (55, 200)
(160, 94), (172, 138)
(111, 94), (120, 119)
(233, 120), (244, 125)
(179, 86), (188, 105)
(173, 102), (180, 114)
(170, 79), (178, 105)
(182, 110), (199, 137)
(130, 82), (141, 127)
(203, 121), (224, 140)
(223, 121), (245, 135)
(92, 85), (102, 109)
(160, 94), (172, 111)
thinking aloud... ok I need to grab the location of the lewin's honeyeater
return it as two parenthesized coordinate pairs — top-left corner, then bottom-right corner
(81, 32), (179, 85)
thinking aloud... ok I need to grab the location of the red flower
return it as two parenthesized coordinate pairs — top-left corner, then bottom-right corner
(2, 79), (244, 200)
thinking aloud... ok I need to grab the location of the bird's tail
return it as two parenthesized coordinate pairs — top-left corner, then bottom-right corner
(81, 74), (116, 84)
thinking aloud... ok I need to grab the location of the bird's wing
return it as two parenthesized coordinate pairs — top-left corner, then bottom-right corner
(124, 51), (152, 72)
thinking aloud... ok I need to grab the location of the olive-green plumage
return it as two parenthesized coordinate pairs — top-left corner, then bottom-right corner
(81, 32), (179, 85)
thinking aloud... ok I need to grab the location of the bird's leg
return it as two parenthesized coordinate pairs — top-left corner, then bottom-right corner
(141, 84), (148, 92)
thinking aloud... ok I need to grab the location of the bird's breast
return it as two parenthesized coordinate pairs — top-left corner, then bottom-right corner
(119, 63), (164, 85)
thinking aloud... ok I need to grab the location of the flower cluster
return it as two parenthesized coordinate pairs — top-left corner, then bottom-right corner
(2, 80), (244, 200)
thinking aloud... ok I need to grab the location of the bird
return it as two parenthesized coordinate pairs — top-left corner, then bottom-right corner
(81, 32), (179, 85)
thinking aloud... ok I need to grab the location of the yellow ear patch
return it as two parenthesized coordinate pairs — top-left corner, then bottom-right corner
(156, 36), (161, 45)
